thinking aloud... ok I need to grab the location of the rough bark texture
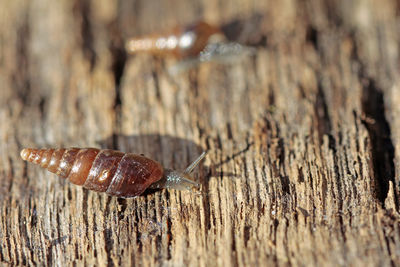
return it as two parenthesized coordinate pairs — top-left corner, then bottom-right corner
(1, 0), (400, 266)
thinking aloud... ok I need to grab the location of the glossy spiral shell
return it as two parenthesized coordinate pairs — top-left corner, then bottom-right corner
(125, 21), (221, 58)
(20, 148), (164, 197)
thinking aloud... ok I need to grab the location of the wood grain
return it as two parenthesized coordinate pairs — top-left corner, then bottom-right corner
(1, 0), (400, 266)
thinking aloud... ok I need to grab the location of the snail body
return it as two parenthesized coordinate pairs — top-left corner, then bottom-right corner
(20, 147), (205, 198)
(125, 21), (221, 58)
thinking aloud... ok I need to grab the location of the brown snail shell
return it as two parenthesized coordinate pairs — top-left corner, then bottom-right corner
(125, 21), (221, 58)
(21, 147), (205, 198)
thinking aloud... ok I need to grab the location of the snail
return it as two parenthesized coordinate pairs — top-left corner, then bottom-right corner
(125, 21), (256, 74)
(20, 147), (206, 198)
(125, 21), (222, 59)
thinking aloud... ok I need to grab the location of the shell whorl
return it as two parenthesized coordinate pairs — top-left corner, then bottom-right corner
(20, 148), (164, 197)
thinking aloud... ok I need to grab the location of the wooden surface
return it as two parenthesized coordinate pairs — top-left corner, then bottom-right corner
(1, 0), (400, 266)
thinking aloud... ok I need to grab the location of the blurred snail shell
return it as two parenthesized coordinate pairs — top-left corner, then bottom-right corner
(125, 21), (221, 58)
(20, 147), (206, 198)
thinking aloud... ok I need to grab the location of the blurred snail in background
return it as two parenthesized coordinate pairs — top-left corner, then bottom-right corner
(125, 21), (222, 59)
(20, 147), (206, 198)
(125, 21), (256, 73)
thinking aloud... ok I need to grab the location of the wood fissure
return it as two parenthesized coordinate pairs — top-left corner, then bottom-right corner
(361, 78), (396, 207)
(73, 0), (96, 70)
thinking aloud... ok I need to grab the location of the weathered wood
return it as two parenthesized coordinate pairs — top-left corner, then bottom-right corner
(1, 0), (400, 266)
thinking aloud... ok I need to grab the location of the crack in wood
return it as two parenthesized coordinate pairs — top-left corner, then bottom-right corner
(73, 0), (96, 70)
(103, 228), (114, 267)
(361, 78), (396, 208)
(14, 6), (31, 103)
(306, 25), (319, 49)
(314, 78), (332, 145)
(108, 18), (127, 147)
(347, 30), (397, 209)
